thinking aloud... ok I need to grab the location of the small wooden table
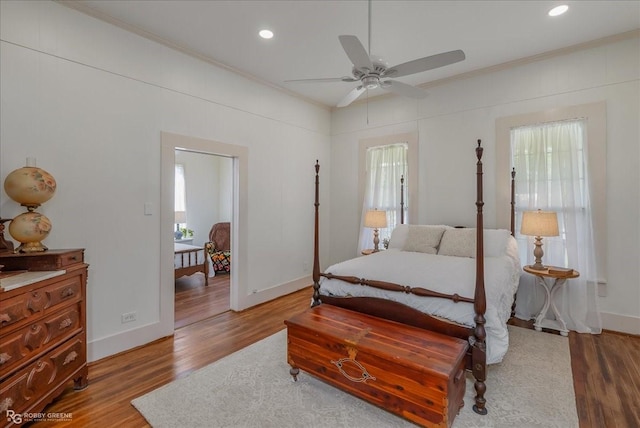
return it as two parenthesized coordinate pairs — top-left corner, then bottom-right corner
(361, 249), (383, 256)
(523, 265), (579, 337)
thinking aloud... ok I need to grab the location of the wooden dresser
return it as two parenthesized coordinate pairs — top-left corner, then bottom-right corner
(0, 249), (88, 427)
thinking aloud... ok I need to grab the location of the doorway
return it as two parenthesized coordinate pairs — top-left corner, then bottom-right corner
(159, 132), (248, 336)
(174, 150), (232, 328)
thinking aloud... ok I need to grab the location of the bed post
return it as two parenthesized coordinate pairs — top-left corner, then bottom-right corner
(510, 168), (516, 236)
(472, 140), (488, 415)
(400, 175), (405, 225)
(312, 160), (322, 307)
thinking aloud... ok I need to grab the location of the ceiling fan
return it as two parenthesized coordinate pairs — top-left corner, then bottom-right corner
(286, 2), (465, 108)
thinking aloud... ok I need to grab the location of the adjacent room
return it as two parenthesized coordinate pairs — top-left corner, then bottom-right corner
(1, 1), (638, 427)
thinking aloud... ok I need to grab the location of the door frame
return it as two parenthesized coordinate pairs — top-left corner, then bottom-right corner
(160, 132), (247, 333)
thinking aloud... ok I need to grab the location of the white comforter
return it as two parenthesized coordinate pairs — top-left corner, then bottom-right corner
(319, 240), (521, 364)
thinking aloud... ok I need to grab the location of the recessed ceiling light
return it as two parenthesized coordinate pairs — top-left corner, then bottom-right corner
(259, 29), (274, 39)
(548, 5), (569, 17)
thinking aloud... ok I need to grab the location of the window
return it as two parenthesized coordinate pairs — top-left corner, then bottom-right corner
(511, 119), (589, 268)
(357, 136), (416, 252)
(175, 163), (186, 226)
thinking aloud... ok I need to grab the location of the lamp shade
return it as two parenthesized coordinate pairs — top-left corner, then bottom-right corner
(174, 211), (187, 223)
(364, 209), (387, 229)
(521, 210), (559, 237)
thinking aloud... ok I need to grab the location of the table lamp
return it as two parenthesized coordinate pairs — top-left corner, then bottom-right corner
(174, 211), (186, 239)
(520, 209), (559, 270)
(364, 209), (387, 252)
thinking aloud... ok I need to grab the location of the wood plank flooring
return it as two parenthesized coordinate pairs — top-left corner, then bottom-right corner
(174, 272), (229, 329)
(33, 287), (639, 428)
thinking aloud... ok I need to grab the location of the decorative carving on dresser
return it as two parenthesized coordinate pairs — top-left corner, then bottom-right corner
(0, 249), (88, 428)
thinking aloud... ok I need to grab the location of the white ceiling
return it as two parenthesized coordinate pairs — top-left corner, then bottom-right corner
(68, 0), (640, 108)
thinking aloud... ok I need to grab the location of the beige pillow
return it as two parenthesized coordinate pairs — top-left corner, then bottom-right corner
(402, 225), (446, 254)
(438, 228), (476, 258)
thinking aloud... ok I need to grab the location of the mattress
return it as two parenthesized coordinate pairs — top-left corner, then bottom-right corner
(319, 237), (521, 364)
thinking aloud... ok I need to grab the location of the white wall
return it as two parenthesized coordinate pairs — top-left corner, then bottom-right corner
(0, 0), (331, 361)
(330, 35), (640, 334)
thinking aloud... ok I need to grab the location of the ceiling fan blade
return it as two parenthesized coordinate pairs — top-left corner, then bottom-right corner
(383, 50), (466, 78)
(336, 86), (366, 108)
(285, 77), (358, 83)
(338, 35), (373, 71)
(380, 80), (427, 99)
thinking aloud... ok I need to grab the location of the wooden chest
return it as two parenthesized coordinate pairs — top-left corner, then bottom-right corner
(285, 305), (469, 428)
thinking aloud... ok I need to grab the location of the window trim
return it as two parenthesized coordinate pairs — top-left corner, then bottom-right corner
(358, 133), (419, 226)
(496, 101), (607, 281)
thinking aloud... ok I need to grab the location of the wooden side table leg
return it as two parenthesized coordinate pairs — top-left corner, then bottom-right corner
(533, 277), (552, 332)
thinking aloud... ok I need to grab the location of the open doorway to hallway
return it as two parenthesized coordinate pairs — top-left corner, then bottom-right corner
(174, 150), (232, 328)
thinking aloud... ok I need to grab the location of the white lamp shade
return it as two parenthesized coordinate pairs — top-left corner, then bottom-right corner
(174, 211), (187, 223)
(521, 210), (559, 237)
(364, 210), (387, 228)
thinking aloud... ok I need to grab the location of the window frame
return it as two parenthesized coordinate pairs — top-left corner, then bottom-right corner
(496, 102), (607, 284)
(358, 132), (419, 229)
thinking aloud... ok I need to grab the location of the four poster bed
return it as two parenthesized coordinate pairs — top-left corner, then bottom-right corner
(307, 140), (519, 416)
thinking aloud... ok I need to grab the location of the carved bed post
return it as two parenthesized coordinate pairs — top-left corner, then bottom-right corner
(400, 175), (405, 225)
(312, 160), (322, 307)
(472, 140), (488, 415)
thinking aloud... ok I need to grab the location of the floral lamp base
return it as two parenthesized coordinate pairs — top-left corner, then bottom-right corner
(8, 211), (51, 253)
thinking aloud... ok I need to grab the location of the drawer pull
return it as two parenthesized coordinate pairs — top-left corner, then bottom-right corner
(0, 352), (11, 365)
(69, 256), (78, 261)
(61, 288), (75, 298)
(63, 350), (78, 366)
(59, 318), (73, 329)
(0, 397), (14, 413)
(454, 368), (464, 383)
(0, 313), (10, 324)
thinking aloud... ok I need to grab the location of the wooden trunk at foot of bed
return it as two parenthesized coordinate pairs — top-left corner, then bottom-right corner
(286, 305), (468, 428)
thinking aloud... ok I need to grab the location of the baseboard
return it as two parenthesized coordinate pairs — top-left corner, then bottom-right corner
(600, 311), (640, 335)
(87, 320), (171, 363)
(236, 275), (311, 311)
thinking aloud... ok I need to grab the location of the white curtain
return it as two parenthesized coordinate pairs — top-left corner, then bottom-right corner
(175, 164), (186, 215)
(512, 119), (601, 334)
(358, 143), (408, 253)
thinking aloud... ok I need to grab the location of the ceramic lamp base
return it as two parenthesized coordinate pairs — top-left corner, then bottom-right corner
(15, 241), (48, 253)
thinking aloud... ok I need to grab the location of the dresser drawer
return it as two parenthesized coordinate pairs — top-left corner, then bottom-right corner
(0, 302), (82, 379)
(0, 249), (84, 271)
(0, 275), (81, 332)
(0, 333), (86, 416)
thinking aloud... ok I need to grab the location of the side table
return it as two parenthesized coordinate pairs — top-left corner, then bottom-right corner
(361, 249), (383, 256)
(523, 265), (579, 337)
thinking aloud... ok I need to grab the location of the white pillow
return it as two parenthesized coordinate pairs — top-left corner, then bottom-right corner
(388, 224), (409, 249)
(437, 228), (475, 258)
(484, 229), (512, 257)
(437, 228), (513, 258)
(402, 225), (447, 254)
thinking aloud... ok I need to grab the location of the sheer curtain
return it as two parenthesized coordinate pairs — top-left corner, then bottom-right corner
(512, 119), (601, 334)
(357, 143), (407, 253)
(175, 164), (186, 220)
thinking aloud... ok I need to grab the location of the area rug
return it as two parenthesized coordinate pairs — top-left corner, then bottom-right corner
(132, 326), (577, 428)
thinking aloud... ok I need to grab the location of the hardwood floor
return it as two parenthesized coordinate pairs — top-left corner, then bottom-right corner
(33, 287), (639, 428)
(174, 272), (230, 329)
